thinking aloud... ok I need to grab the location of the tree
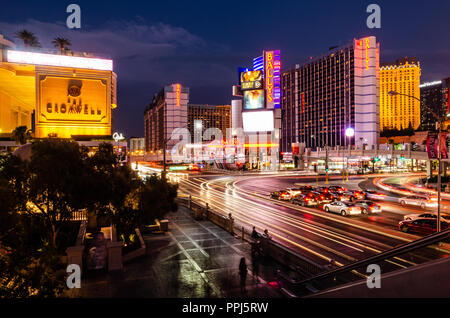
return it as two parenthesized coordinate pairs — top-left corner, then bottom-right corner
(15, 29), (41, 48)
(52, 37), (71, 54)
(0, 153), (66, 298)
(26, 140), (86, 249)
(12, 126), (32, 145)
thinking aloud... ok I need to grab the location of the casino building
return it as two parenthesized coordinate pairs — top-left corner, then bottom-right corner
(0, 34), (117, 141)
(231, 50), (282, 170)
(281, 36), (380, 151)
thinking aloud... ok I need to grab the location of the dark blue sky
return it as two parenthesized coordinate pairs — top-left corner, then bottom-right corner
(1, 0), (450, 137)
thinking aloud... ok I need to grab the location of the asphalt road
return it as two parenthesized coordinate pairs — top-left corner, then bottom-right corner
(178, 173), (447, 275)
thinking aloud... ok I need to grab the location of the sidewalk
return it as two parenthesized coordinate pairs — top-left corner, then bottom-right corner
(80, 206), (283, 298)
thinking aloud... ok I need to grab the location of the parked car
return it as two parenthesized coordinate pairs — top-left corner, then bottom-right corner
(399, 195), (438, 209)
(270, 190), (291, 201)
(398, 219), (448, 235)
(354, 200), (382, 214)
(291, 194), (318, 207)
(403, 212), (450, 222)
(323, 201), (362, 216)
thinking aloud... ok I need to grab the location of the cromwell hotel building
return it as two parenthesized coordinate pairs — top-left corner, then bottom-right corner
(281, 36), (380, 151)
(0, 34), (120, 151)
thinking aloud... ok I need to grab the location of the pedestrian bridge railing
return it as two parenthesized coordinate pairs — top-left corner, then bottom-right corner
(285, 228), (450, 297)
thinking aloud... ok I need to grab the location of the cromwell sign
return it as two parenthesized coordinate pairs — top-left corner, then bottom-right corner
(36, 75), (112, 138)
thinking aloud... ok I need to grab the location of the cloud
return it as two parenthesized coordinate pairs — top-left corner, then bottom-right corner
(0, 18), (238, 136)
(0, 18), (238, 85)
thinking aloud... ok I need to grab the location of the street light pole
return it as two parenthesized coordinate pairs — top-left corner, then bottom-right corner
(388, 90), (443, 232)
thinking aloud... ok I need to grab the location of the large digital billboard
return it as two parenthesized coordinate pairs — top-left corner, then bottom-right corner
(243, 89), (264, 110)
(240, 70), (263, 91)
(242, 110), (274, 132)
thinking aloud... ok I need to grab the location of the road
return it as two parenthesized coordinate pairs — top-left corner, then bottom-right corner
(178, 172), (448, 275)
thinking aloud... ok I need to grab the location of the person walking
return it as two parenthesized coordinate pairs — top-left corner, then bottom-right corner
(239, 257), (248, 295)
(251, 226), (259, 240)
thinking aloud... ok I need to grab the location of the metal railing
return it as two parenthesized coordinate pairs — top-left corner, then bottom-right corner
(287, 228), (450, 296)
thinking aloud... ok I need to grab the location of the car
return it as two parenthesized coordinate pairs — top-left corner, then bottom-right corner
(323, 201), (362, 216)
(354, 200), (382, 214)
(270, 190), (291, 201)
(286, 188), (303, 197)
(310, 191), (335, 203)
(330, 191), (355, 202)
(315, 186), (330, 194)
(403, 212), (450, 222)
(349, 189), (367, 200)
(291, 194), (318, 207)
(328, 186), (347, 193)
(398, 195), (438, 209)
(297, 185), (315, 192)
(398, 219), (449, 235)
(365, 190), (387, 201)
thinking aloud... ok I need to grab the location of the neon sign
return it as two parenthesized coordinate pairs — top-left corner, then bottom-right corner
(7, 50), (113, 71)
(266, 52), (274, 103)
(365, 38), (370, 70)
(264, 50), (281, 108)
(176, 84), (181, 107)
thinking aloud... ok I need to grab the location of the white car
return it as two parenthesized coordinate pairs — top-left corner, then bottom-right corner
(323, 201), (362, 216)
(403, 212), (450, 222)
(399, 195), (438, 209)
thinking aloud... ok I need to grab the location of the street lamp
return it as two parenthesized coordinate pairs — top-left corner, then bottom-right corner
(345, 127), (355, 182)
(388, 90), (446, 232)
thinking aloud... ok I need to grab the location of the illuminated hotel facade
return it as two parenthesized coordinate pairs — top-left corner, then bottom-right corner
(281, 36), (380, 151)
(0, 34), (117, 140)
(420, 78), (450, 131)
(187, 104), (231, 141)
(380, 57), (421, 131)
(144, 84), (189, 152)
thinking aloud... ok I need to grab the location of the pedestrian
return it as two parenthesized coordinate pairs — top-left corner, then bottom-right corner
(251, 251), (260, 283)
(251, 226), (259, 240)
(263, 229), (271, 240)
(239, 257), (248, 295)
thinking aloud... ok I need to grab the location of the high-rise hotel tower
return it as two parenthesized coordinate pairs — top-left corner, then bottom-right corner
(380, 57), (421, 131)
(281, 36), (380, 151)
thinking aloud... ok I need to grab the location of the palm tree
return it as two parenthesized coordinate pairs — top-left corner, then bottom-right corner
(52, 37), (71, 54)
(15, 29), (41, 48)
(12, 126), (32, 145)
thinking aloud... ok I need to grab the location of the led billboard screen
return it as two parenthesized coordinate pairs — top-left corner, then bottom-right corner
(242, 110), (274, 132)
(243, 89), (264, 110)
(240, 70), (263, 91)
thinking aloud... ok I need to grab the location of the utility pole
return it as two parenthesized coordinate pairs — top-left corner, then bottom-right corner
(325, 144), (329, 185)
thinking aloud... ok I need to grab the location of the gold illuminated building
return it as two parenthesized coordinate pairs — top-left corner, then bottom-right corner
(0, 34), (116, 139)
(380, 57), (421, 131)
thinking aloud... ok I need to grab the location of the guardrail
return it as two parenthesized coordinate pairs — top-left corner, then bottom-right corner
(291, 227), (450, 296)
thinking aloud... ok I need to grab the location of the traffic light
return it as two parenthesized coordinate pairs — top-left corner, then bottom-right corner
(325, 164), (329, 172)
(400, 154), (405, 160)
(373, 157), (380, 162)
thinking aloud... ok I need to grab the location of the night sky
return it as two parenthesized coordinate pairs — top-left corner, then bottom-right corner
(1, 0), (450, 137)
